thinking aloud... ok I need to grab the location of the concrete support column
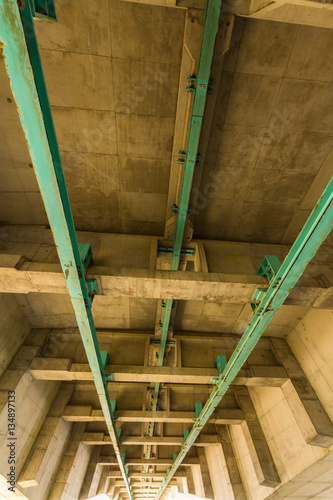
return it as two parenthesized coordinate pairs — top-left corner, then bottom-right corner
(271, 338), (333, 447)
(107, 478), (116, 497)
(0, 353), (59, 481)
(97, 468), (110, 495)
(176, 477), (184, 494)
(18, 384), (74, 490)
(216, 425), (247, 500)
(88, 464), (103, 498)
(113, 486), (121, 500)
(197, 448), (214, 499)
(185, 466), (195, 494)
(235, 387), (280, 487)
(79, 446), (102, 500)
(0, 293), (31, 377)
(47, 423), (90, 500)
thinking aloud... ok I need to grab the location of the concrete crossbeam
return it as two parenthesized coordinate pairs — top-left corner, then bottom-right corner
(0, 253), (332, 307)
(107, 472), (186, 479)
(29, 359), (289, 386)
(122, 458), (199, 466)
(81, 434), (219, 446)
(62, 407), (245, 425)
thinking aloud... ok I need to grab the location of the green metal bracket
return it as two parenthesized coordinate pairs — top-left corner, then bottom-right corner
(258, 255), (281, 281)
(87, 278), (98, 304)
(105, 373), (113, 382)
(250, 255), (281, 313)
(121, 452), (126, 465)
(78, 243), (93, 272)
(215, 355), (227, 374)
(128, 478), (131, 486)
(100, 350), (109, 370)
(250, 288), (267, 313)
(166, 468), (170, 476)
(126, 468), (129, 477)
(150, 339), (175, 346)
(110, 400), (116, 415)
(173, 453), (177, 463)
(211, 355), (228, 383)
(183, 429), (189, 442)
(195, 402), (203, 418)
(116, 428), (122, 440)
(158, 246), (195, 256)
(78, 243), (97, 303)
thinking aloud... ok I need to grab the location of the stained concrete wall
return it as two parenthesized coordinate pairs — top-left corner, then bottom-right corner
(288, 309), (333, 423)
(0, 293), (31, 377)
(223, 308), (333, 500)
(0, 373), (59, 479)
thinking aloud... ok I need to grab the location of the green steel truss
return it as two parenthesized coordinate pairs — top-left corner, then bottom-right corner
(0, 1), (132, 497)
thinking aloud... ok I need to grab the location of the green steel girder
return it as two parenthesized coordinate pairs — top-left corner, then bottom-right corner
(150, 0), (223, 464)
(156, 0), (222, 353)
(155, 176), (333, 500)
(0, 2), (132, 497)
(170, 0), (222, 271)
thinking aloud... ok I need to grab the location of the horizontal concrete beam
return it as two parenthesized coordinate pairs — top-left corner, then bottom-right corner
(97, 457), (199, 466)
(107, 472), (186, 479)
(29, 359), (289, 386)
(0, 253), (331, 307)
(81, 433), (219, 447)
(62, 407), (245, 424)
(117, 483), (178, 488)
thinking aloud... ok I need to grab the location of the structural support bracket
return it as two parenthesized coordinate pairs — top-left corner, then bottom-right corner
(251, 255), (281, 313)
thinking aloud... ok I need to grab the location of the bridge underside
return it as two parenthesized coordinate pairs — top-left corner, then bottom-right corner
(0, 1), (333, 500)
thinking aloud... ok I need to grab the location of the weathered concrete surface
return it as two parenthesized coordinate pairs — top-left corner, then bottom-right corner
(193, 17), (333, 245)
(0, 293), (30, 377)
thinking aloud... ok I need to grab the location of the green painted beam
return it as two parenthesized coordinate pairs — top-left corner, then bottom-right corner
(170, 0), (221, 271)
(155, 176), (333, 499)
(151, 0), (222, 458)
(0, 2), (132, 497)
(157, 0), (222, 364)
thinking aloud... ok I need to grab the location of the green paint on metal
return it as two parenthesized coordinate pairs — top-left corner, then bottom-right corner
(158, 246), (195, 256)
(78, 242), (93, 272)
(149, 0), (223, 464)
(170, 0), (222, 271)
(0, 2), (132, 497)
(100, 351), (109, 369)
(155, 176), (333, 500)
(215, 355), (227, 374)
(258, 254), (281, 281)
(195, 402), (203, 418)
